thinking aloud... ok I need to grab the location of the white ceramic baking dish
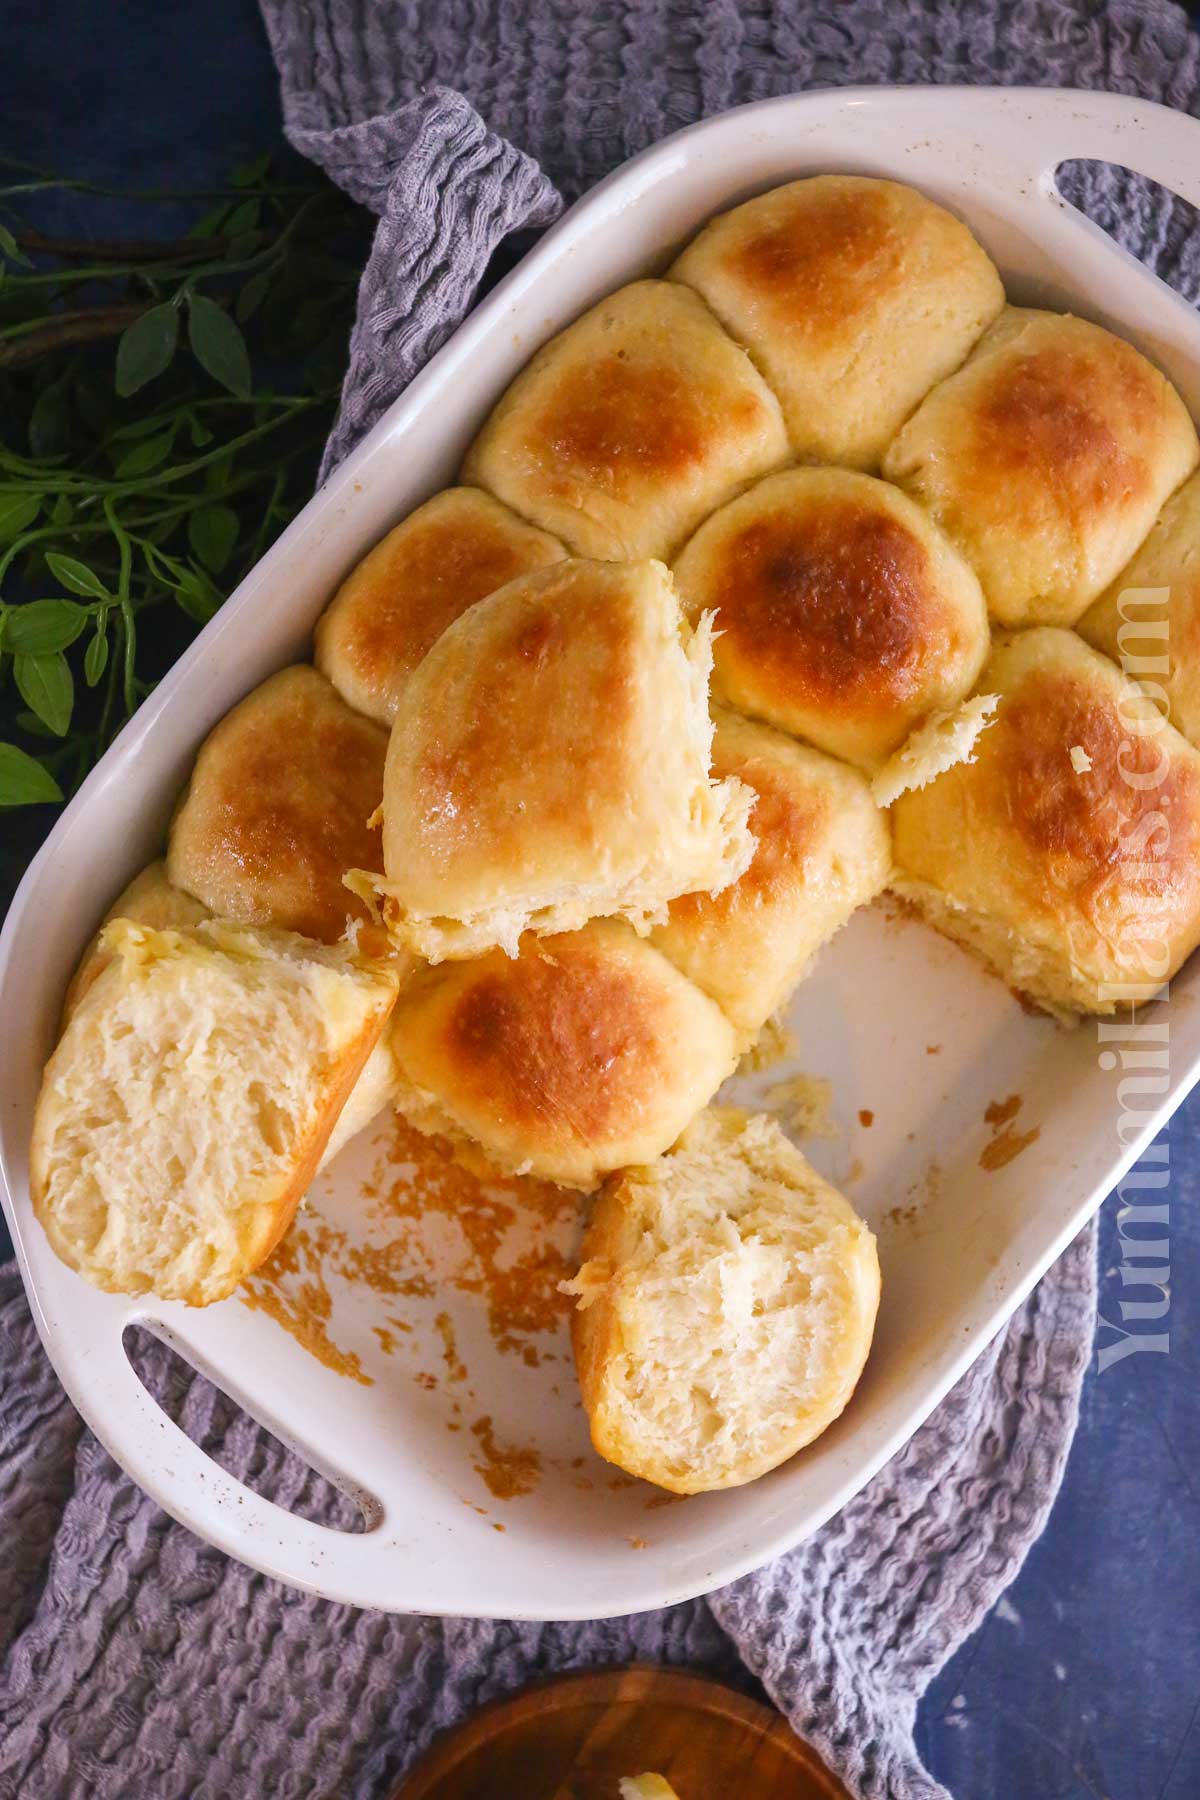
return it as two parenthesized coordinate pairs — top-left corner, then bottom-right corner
(4, 85), (1200, 1621)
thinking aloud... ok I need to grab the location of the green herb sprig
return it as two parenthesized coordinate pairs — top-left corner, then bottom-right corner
(0, 155), (366, 842)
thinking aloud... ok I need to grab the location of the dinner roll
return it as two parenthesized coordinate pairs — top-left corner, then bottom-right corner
(566, 1106), (880, 1493)
(1079, 469), (1200, 747)
(62, 860), (210, 1022)
(651, 709), (891, 1040)
(167, 665), (388, 946)
(31, 920), (399, 1305)
(389, 921), (739, 1189)
(314, 487), (565, 726)
(461, 279), (788, 560)
(672, 468), (990, 769)
(375, 558), (755, 961)
(883, 308), (1199, 627)
(671, 174), (1004, 469)
(891, 628), (1200, 1016)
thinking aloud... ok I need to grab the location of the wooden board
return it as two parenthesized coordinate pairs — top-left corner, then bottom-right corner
(397, 1666), (852, 1799)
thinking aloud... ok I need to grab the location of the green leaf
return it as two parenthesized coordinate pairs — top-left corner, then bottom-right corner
(84, 628), (109, 687)
(45, 552), (109, 599)
(235, 269), (272, 325)
(29, 380), (70, 459)
(204, 454), (233, 496)
(14, 650), (73, 736)
(188, 201), (230, 241)
(188, 295), (251, 398)
(188, 503), (239, 574)
(0, 493), (41, 544)
(5, 599), (89, 654)
(14, 710), (56, 740)
(233, 152), (270, 187)
(0, 742), (62, 806)
(188, 412), (214, 447)
(174, 567), (222, 625)
(0, 223), (32, 269)
(223, 198), (260, 237)
(50, 493), (74, 526)
(115, 303), (179, 398)
(111, 413), (171, 441)
(114, 431), (174, 479)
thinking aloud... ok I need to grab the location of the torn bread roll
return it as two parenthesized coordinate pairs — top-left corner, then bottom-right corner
(315, 487), (565, 727)
(671, 174), (1004, 469)
(167, 665), (389, 948)
(891, 628), (1200, 1016)
(566, 1106), (880, 1493)
(373, 558), (755, 961)
(462, 279), (788, 560)
(650, 708), (891, 1041)
(883, 308), (1199, 628)
(62, 863), (400, 1175)
(389, 920), (739, 1189)
(31, 921), (399, 1305)
(870, 694), (999, 809)
(672, 467), (989, 770)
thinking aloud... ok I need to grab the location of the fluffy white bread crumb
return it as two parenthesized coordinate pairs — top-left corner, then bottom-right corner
(31, 919), (398, 1305)
(871, 694), (999, 808)
(566, 1107), (880, 1493)
(1070, 744), (1093, 773)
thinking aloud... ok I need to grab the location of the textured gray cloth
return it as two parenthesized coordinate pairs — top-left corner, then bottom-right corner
(7, 0), (1200, 1791)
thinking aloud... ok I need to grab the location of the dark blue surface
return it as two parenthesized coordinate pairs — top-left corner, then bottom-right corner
(4, 5), (1199, 1794)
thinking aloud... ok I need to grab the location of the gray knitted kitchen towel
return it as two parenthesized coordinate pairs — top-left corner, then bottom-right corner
(8, 0), (1200, 1787)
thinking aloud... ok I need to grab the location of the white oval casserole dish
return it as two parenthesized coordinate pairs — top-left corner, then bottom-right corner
(3, 85), (1200, 1620)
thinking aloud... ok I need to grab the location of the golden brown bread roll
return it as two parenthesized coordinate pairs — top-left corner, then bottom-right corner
(670, 174), (1004, 470)
(31, 921), (399, 1305)
(374, 558), (755, 961)
(891, 628), (1200, 1015)
(389, 921), (739, 1189)
(1078, 469), (1200, 748)
(167, 665), (388, 947)
(672, 467), (990, 769)
(565, 1106), (880, 1492)
(461, 279), (788, 560)
(883, 308), (1200, 628)
(62, 860), (211, 1023)
(650, 708), (891, 1040)
(314, 487), (565, 726)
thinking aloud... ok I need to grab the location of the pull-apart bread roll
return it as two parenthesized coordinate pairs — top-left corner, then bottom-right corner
(891, 628), (1200, 1016)
(671, 174), (1004, 469)
(1079, 469), (1200, 748)
(31, 921), (399, 1305)
(651, 709), (891, 1040)
(883, 308), (1199, 628)
(61, 861), (398, 1171)
(62, 859), (211, 1022)
(375, 558), (755, 961)
(167, 665), (389, 948)
(461, 279), (788, 560)
(566, 1107), (880, 1493)
(314, 487), (565, 726)
(672, 468), (989, 769)
(389, 920), (739, 1190)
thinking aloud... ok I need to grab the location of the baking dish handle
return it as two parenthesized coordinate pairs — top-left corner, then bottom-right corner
(1011, 89), (1200, 214)
(74, 1311), (387, 1596)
